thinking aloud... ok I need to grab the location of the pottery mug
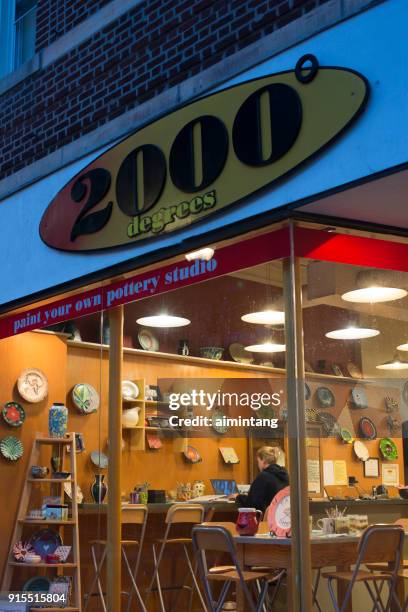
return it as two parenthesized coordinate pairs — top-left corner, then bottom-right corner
(317, 517), (335, 534)
(235, 508), (263, 536)
(31, 466), (49, 479)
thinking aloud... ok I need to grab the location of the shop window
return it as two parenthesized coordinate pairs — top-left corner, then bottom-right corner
(0, 0), (37, 79)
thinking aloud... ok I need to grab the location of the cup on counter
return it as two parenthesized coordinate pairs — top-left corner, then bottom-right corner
(349, 514), (368, 533)
(334, 516), (350, 534)
(317, 517), (335, 534)
(130, 491), (139, 504)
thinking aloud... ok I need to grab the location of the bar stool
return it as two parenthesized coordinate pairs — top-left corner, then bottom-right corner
(147, 503), (207, 612)
(322, 524), (404, 612)
(192, 524), (284, 612)
(84, 504), (148, 612)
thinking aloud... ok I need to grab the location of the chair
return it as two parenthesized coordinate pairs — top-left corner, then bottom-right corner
(84, 504), (148, 612)
(192, 524), (284, 612)
(366, 519), (408, 572)
(147, 503), (207, 612)
(322, 524), (404, 612)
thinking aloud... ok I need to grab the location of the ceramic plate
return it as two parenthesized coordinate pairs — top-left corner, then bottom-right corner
(318, 412), (340, 437)
(2, 402), (25, 427)
(17, 368), (48, 403)
(183, 446), (202, 463)
(0, 436), (23, 460)
(340, 428), (353, 444)
(29, 529), (62, 559)
(90, 450), (108, 469)
(359, 417), (377, 440)
(347, 361), (363, 379)
(64, 480), (83, 504)
(138, 328), (159, 351)
(212, 410), (228, 434)
(353, 440), (369, 462)
(316, 387), (335, 408)
(379, 437), (398, 460)
(72, 383), (100, 414)
(267, 485), (291, 537)
(229, 343), (254, 364)
(121, 380), (139, 400)
(22, 576), (51, 592)
(350, 388), (368, 409)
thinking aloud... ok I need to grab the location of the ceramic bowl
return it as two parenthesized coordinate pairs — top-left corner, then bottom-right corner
(200, 346), (224, 360)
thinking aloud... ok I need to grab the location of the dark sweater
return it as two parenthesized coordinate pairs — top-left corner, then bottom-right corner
(236, 464), (289, 513)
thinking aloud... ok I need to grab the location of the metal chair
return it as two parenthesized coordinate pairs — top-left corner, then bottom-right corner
(84, 504), (148, 612)
(192, 524), (284, 612)
(147, 503), (207, 612)
(322, 524), (404, 612)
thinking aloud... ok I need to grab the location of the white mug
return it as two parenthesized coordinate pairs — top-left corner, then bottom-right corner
(317, 517), (335, 534)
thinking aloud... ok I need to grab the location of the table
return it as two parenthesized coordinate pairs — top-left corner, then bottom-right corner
(234, 533), (406, 612)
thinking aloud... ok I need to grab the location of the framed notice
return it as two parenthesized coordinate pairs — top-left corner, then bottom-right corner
(307, 459), (321, 493)
(364, 458), (380, 478)
(382, 463), (399, 487)
(333, 460), (348, 486)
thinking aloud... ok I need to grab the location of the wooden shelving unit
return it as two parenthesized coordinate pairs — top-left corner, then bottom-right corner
(122, 378), (145, 451)
(2, 433), (82, 610)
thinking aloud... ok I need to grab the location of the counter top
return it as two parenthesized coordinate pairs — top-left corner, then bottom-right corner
(79, 501), (237, 513)
(310, 498), (408, 506)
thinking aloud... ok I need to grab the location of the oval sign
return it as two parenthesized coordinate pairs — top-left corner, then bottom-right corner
(40, 56), (368, 251)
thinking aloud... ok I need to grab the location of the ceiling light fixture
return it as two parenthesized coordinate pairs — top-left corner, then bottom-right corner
(397, 342), (408, 351)
(342, 287), (407, 303)
(136, 315), (191, 328)
(245, 342), (286, 353)
(325, 327), (380, 340)
(241, 310), (285, 325)
(376, 354), (408, 370)
(185, 248), (214, 262)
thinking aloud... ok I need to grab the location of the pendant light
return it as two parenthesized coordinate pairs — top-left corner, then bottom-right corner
(241, 310), (285, 325)
(341, 270), (407, 303)
(342, 287), (407, 304)
(376, 353), (408, 370)
(396, 342), (408, 351)
(136, 315), (190, 328)
(245, 342), (286, 353)
(325, 327), (379, 340)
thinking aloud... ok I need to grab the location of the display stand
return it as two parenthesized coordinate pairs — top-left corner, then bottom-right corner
(1, 432), (82, 611)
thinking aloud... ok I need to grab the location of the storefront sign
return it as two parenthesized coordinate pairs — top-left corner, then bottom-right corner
(40, 55), (368, 251)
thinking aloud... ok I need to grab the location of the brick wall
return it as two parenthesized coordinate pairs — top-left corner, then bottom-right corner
(0, 0), (331, 181)
(35, 0), (113, 50)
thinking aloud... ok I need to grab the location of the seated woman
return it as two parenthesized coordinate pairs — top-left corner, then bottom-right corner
(231, 446), (289, 513)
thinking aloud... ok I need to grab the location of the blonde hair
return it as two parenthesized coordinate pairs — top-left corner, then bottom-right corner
(257, 446), (281, 465)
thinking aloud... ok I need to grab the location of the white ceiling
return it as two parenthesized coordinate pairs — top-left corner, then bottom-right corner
(295, 167), (408, 231)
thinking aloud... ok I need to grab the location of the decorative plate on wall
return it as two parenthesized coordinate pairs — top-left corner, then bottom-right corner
(22, 576), (51, 593)
(72, 383), (100, 414)
(353, 440), (369, 462)
(340, 428), (353, 444)
(379, 438), (398, 461)
(121, 380), (139, 400)
(358, 417), (377, 440)
(316, 387), (335, 409)
(90, 450), (108, 469)
(318, 412), (340, 437)
(2, 402), (25, 427)
(183, 446), (202, 464)
(17, 368), (48, 403)
(0, 436), (23, 460)
(350, 388), (368, 409)
(212, 410), (228, 434)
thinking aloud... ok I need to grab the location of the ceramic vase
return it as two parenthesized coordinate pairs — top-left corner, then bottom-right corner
(122, 407), (140, 428)
(91, 474), (107, 503)
(48, 403), (68, 438)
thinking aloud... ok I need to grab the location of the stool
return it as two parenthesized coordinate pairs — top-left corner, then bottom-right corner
(147, 503), (207, 612)
(84, 504), (148, 612)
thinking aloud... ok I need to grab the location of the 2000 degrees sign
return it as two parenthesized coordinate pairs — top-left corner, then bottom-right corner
(39, 55), (368, 251)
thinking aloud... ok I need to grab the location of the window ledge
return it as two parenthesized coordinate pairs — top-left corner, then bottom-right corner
(0, 54), (40, 95)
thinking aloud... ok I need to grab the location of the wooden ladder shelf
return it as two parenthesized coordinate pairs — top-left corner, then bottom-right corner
(1, 432), (82, 611)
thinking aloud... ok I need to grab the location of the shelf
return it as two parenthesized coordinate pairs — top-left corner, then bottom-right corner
(122, 397), (144, 404)
(145, 400), (169, 406)
(122, 425), (144, 430)
(28, 478), (73, 483)
(19, 519), (75, 525)
(35, 437), (72, 445)
(145, 426), (182, 433)
(8, 561), (77, 568)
